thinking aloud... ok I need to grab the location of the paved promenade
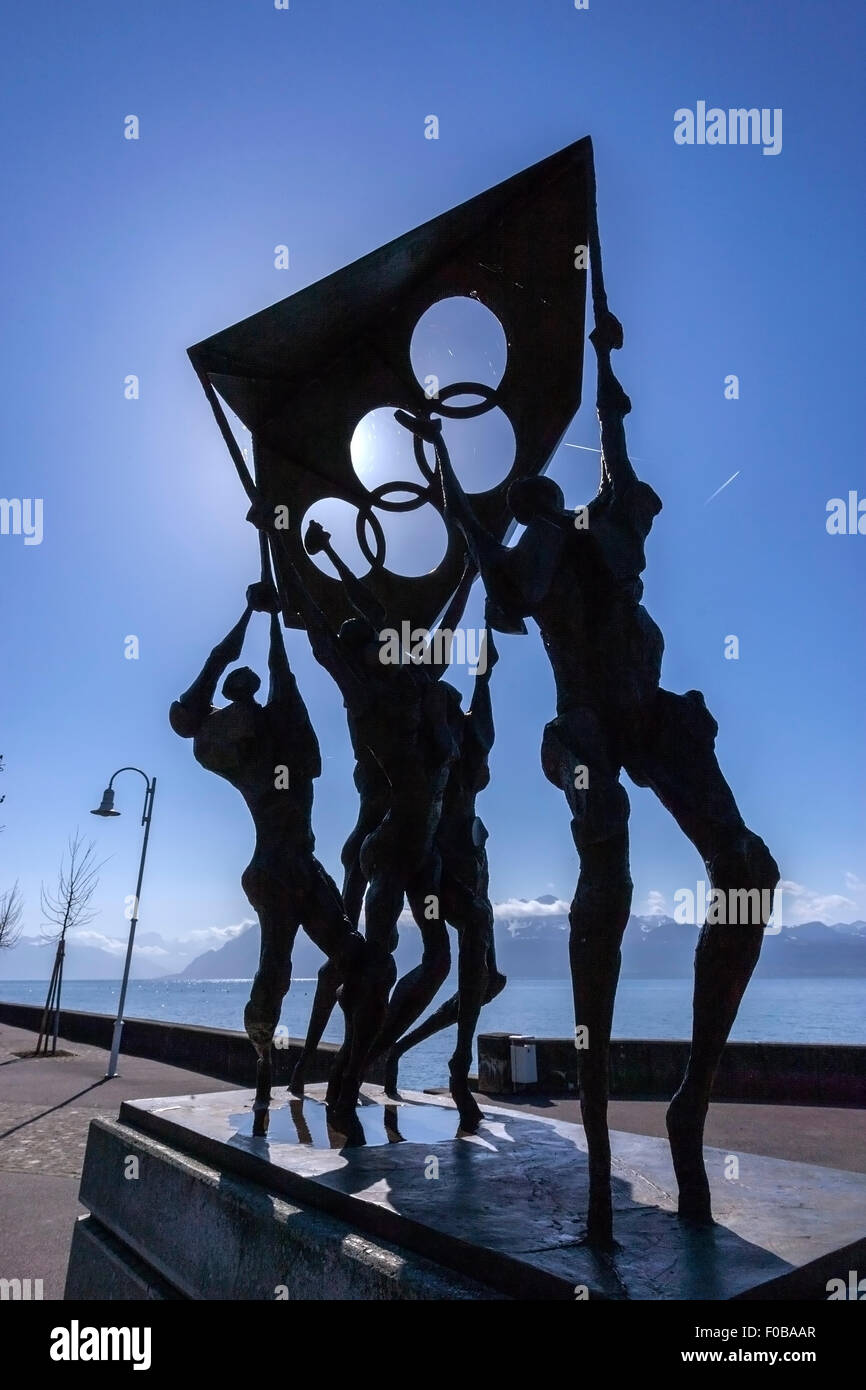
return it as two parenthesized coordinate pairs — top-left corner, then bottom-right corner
(0, 1021), (235, 1298)
(2, 1019), (864, 1299)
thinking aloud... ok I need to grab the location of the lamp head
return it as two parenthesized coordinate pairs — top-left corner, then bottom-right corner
(91, 787), (120, 818)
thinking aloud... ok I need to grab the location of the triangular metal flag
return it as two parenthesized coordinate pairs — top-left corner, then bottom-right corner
(189, 136), (595, 631)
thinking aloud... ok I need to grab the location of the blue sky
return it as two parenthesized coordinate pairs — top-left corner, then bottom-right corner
(2, 0), (864, 963)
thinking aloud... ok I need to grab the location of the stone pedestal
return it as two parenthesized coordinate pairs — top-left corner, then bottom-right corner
(66, 1086), (866, 1300)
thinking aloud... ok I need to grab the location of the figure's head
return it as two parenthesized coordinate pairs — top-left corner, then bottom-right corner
(507, 475), (565, 524)
(221, 666), (261, 703)
(338, 617), (381, 669)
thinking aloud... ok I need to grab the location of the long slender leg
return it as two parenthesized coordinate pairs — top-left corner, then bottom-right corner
(328, 806), (421, 1120)
(385, 929), (505, 1095)
(371, 875), (451, 1071)
(625, 688), (779, 1222)
(311, 826), (369, 1104)
(317, 838), (398, 1126)
(289, 959), (340, 1096)
(447, 856), (506, 1128)
(341, 759), (389, 928)
(665, 913), (764, 1220)
(330, 761), (447, 1125)
(340, 791), (384, 927)
(326, 857), (402, 1125)
(447, 917), (489, 1131)
(483, 937), (507, 999)
(341, 854), (367, 932)
(328, 931), (396, 1128)
(569, 831), (632, 1246)
(307, 789), (384, 1101)
(280, 859), (349, 1106)
(242, 892), (299, 1136)
(321, 825), (402, 1127)
(542, 709), (631, 1248)
(295, 855), (391, 1123)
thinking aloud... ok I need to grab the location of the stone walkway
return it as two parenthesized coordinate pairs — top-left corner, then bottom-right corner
(0, 1022), (234, 1299)
(2, 1019), (864, 1299)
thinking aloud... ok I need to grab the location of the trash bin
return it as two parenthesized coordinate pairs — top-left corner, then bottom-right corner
(509, 1035), (538, 1088)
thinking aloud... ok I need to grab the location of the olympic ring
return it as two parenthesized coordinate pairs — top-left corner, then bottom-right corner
(411, 380), (501, 480)
(367, 481), (429, 513)
(434, 380), (499, 418)
(354, 505), (386, 569)
(350, 377), (504, 571)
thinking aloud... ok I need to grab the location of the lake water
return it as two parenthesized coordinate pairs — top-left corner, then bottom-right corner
(3, 976), (863, 1093)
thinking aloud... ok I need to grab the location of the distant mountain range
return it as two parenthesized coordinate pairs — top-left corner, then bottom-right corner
(3, 902), (866, 982)
(0, 936), (168, 982)
(174, 902), (866, 982)
(495, 898), (866, 980)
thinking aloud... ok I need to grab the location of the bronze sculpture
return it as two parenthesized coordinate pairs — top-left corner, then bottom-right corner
(184, 138), (779, 1252)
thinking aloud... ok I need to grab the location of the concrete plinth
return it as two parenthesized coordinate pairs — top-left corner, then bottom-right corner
(67, 1086), (866, 1301)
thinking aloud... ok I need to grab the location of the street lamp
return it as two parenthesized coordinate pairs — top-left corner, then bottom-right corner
(91, 767), (157, 1079)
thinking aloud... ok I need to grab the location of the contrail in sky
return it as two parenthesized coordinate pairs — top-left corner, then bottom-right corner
(564, 443), (645, 462)
(705, 470), (740, 504)
(566, 446), (739, 505)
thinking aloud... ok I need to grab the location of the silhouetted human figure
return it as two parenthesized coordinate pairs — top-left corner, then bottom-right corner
(382, 626), (507, 1129)
(405, 311), (779, 1245)
(168, 584), (371, 1132)
(288, 734), (390, 1099)
(256, 524), (468, 1123)
(291, 624), (506, 1131)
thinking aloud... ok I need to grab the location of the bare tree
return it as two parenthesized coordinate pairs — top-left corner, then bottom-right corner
(37, 832), (104, 1055)
(0, 757), (23, 952)
(0, 881), (23, 951)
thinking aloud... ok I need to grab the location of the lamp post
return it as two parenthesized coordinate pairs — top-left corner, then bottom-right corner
(91, 767), (156, 1079)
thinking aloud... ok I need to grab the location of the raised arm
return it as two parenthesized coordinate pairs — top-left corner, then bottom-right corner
(258, 525), (365, 706)
(424, 561), (476, 678)
(304, 521), (387, 632)
(589, 312), (637, 495)
(465, 625), (498, 758)
(439, 559), (476, 633)
(265, 609), (322, 776)
(395, 412), (499, 574)
(394, 411), (536, 631)
(169, 605), (253, 738)
(266, 609), (298, 705)
(243, 578), (314, 712)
